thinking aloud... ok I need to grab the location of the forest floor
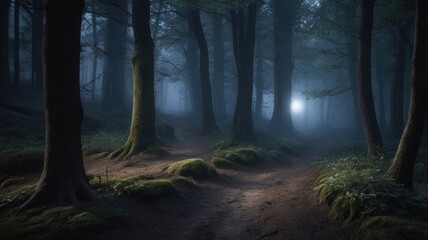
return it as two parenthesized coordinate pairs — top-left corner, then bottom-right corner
(83, 129), (352, 240)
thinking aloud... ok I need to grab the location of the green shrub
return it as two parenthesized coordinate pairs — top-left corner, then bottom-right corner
(163, 158), (217, 180)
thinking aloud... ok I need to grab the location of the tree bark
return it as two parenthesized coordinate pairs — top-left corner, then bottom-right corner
(32, 0), (43, 92)
(14, 0), (20, 92)
(110, 0), (157, 159)
(269, 0), (295, 135)
(375, 49), (386, 132)
(211, 14), (227, 120)
(254, 38), (264, 123)
(21, 0), (93, 209)
(186, 15), (201, 118)
(358, 0), (383, 158)
(389, 28), (407, 139)
(231, 4), (257, 143)
(91, 0), (98, 101)
(190, 10), (218, 134)
(0, 0), (10, 99)
(101, 0), (128, 111)
(385, 0), (428, 190)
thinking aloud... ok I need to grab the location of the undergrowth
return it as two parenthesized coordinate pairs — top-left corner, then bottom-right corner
(315, 152), (428, 239)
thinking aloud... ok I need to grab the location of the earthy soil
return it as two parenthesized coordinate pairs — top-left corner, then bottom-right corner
(83, 133), (352, 240)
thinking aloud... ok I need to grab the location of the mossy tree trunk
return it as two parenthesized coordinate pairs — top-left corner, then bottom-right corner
(231, 4), (257, 143)
(358, 0), (383, 158)
(111, 0), (157, 159)
(385, 0), (428, 190)
(269, 0), (297, 136)
(0, 0), (10, 99)
(190, 9), (218, 134)
(32, 0), (43, 92)
(21, 0), (93, 210)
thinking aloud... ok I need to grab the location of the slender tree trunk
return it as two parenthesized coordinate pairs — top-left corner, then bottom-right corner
(385, 0), (428, 190)
(211, 14), (227, 120)
(389, 27), (407, 139)
(32, 0), (43, 92)
(375, 50), (386, 132)
(254, 38), (264, 123)
(21, 0), (92, 209)
(101, 0), (128, 111)
(190, 10), (218, 134)
(110, 0), (157, 159)
(0, 0), (10, 99)
(91, 1), (98, 101)
(269, 0), (295, 135)
(231, 4), (257, 143)
(186, 17), (201, 118)
(14, 0), (20, 92)
(358, 0), (383, 158)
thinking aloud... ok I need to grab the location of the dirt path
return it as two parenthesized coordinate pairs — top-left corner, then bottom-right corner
(86, 134), (351, 240)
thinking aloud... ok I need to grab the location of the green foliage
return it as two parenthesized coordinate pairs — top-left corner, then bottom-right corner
(163, 158), (217, 180)
(81, 131), (127, 156)
(0, 148), (44, 174)
(315, 155), (428, 224)
(358, 216), (428, 240)
(91, 177), (178, 200)
(211, 157), (238, 169)
(0, 202), (125, 240)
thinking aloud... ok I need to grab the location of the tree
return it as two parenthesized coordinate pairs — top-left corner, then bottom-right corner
(101, 0), (128, 111)
(0, 0), (10, 99)
(385, 0), (428, 190)
(189, 9), (218, 133)
(110, 0), (157, 159)
(230, 3), (257, 143)
(211, 13), (227, 120)
(21, 0), (93, 209)
(358, 0), (383, 158)
(14, 0), (20, 92)
(269, 0), (298, 135)
(32, 0), (43, 92)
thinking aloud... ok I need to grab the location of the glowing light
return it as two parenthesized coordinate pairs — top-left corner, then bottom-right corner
(291, 100), (303, 113)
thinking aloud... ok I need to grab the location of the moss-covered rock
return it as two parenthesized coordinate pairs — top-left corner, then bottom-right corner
(0, 202), (125, 240)
(211, 157), (238, 169)
(214, 147), (262, 165)
(163, 158), (217, 180)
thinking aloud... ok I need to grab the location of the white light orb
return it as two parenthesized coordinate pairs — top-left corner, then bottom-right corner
(291, 100), (303, 113)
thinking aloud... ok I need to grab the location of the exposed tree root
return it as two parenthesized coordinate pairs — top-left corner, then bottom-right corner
(109, 139), (165, 160)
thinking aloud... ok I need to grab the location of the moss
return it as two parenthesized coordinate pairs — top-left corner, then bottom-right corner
(211, 157), (238, 169)
(0, 148), (44, 174)
(0, 201), (125, 240)
(0, 184), (36, 211)
(358, 216), (428, 240)
(163, 158), (217, 180)
(0, 176), (26, 189)
(91, 177), (179, 200)
(81, 131), (127, 156)
(214, 147), (262, 165)
(170, 177), (197, 188)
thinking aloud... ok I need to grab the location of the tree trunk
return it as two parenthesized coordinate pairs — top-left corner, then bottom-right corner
(231, 4), (257, 143)
(0, 0), (10, 99)
(110, 0), (157, 159)
(269, 0), (295, 135)
(186, 16), (201, 118)
(32, 0), (43, 92)
(190, 10), (218, 134)
(385, 0), (428, 190)
(375, 50), (386, 132)
(389, 27), (407, 139)
(254, 38), (264, 123)
(14, 0), (20, 92)
(358, 0), (383, 158)
(101, 0), (128, 111)
(211, 14), (227, 120)
(21, 0), (92, 209)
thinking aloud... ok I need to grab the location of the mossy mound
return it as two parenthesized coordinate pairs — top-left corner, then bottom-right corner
(91, 177), (178, 200)
(163, 158), (217, 180)
(0, 202), (125, 240)
(211, 157), (238, 169)
(0, 184), (35, 211)
(81, 131), (127, 156)
(358, 216), (428, 240)
(0, 148), (44, 174)
(214, 147), (262, 165)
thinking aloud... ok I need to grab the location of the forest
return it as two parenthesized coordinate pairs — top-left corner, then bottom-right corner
(0, 0), (427, 239)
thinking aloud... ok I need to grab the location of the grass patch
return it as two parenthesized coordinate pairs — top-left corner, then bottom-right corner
(0, 148), (44, 174)
(0, 201), (125, 240)
(91, 177), (178, 200)
(163, 158), (217, 180)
